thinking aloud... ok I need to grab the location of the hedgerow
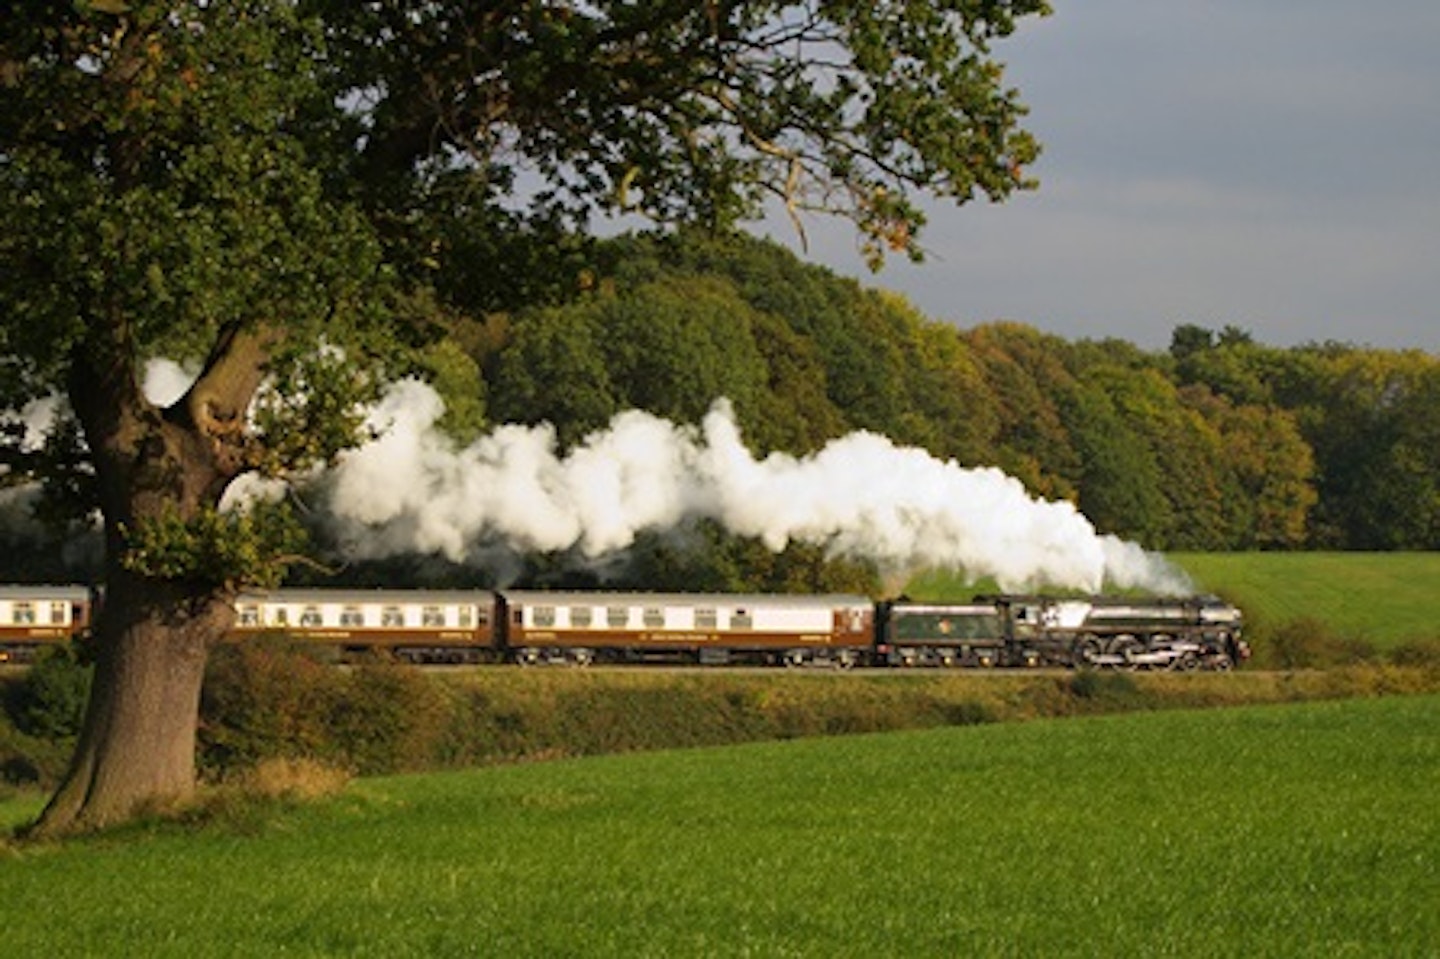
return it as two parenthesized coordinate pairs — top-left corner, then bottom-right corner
(2, 640), (1438, 793)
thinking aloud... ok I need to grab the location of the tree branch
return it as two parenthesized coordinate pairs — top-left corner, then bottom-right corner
(175, 323), (277, 478)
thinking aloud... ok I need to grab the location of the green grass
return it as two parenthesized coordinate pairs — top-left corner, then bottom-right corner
(3, 694), (1436, 957)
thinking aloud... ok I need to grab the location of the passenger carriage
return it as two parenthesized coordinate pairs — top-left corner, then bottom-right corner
(0, 584), (93, 663)
(231, 589), (495, 663)
(497, 590), (875, 667)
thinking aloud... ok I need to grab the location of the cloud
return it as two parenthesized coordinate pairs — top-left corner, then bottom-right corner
(769, 0), (1440, 353)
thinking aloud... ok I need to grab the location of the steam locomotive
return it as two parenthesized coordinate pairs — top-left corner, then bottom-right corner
(0, 584), (1247, 671)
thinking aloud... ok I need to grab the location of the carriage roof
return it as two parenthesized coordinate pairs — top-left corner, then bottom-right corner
(497, 590), (872, 610)
(0, 585), (92, 601)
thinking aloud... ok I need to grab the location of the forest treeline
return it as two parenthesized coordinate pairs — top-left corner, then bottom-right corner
(451, 230), (1437, 555)
(3, 229), (1436, 588)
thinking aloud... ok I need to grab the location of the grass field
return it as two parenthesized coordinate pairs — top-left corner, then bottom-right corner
(3, 694), (1436, 957)
(907, 552), (1440, 649)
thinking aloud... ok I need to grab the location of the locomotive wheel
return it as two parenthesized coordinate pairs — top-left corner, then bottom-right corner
(1109, 636), (1144, 670)
(1075, 636), (1104, 667)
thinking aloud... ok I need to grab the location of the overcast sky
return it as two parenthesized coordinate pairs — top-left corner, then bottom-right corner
(767, 0), (1440, 354)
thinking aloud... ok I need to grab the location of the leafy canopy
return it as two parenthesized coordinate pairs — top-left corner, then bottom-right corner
(0, 0), (1048, 581)
(1, 1), (399, 467)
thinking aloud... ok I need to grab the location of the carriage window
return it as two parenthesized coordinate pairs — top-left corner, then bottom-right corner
(570, 606), (592, 627)
(381, 606), (404, 627)
(730, 609), (752, 630)
(340, 606), (364, 627)
(12, 603), (35, 625)
(50, 602), (67, 625)
(422, 606), (445, 627)
(534, 606), (556, 628)
(643, 607), (664, 628)
(238, 605), (260, 627)
(300, 606), (323, 627)
(695, 608), (717, 630)
(457, 606), (474, 628)
(272, 608), (289, 626)
(606, 606), (629, 628)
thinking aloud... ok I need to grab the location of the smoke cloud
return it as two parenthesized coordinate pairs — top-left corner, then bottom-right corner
(1, 363), (1192, 593)
(316, 379), (1192, 594)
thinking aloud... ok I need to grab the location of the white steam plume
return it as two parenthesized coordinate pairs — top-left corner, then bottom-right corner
(317, 380), (1191, 594)
(143, 358), (198, 407)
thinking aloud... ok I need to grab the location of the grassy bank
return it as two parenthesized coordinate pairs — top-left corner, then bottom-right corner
(3, 694), (1436, 957)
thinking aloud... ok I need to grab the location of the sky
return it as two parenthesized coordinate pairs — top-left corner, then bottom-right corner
(766, 0), (1440, 354)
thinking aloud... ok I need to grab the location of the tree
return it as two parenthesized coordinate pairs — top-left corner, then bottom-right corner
(1062, 378), (1170, 545)
(487, 300), (622, 446)
(1076, 364), (1230, 550)
(2, 0), (1049, 834)
(964, 323), (1079, 500)
(1305, 350), (1440, 548)
(1169, 323), (1273, 407)
(1180, 387), (1315, 549)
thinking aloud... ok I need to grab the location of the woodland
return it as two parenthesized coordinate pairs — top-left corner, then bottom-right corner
(469, 229), (1440, 557)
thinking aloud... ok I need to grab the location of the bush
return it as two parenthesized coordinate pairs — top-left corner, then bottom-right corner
(6, 644), (92, 740)
(199, 639), (344, 773)
(0, 680), (82, 790)
(330, 663), (453, 774)
(1067, 668), (1140, 703)
(1260, 618), (1379, 670)
(1388, 638), (1440, 669)
(936, 698), (996, 726)
(0, 726), (71, 789)
(199, 640), (455, 777)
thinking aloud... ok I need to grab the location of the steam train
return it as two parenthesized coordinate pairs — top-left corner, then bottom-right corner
(0, 584), (1248, 671)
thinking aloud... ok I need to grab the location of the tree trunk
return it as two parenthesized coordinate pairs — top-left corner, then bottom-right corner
(28, 324), (270, 838)
(29, 576), (231, 838)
